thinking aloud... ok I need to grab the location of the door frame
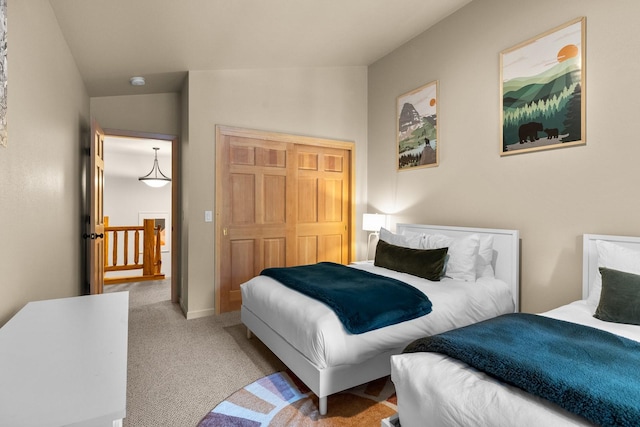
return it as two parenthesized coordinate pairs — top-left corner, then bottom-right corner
(214, 125), (356, 314)
(103, 128), (180, 304)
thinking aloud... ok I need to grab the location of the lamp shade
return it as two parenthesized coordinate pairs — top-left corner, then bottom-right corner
(362, 213), (386, 232)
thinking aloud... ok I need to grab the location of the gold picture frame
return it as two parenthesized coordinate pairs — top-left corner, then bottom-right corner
(500, 17), (585, 156)
(397, 80), (439, 170)
(0, 0), (6, 148)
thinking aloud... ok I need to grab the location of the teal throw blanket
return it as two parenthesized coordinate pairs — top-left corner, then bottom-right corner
(261, 262), (432, 334)
(404, 313), (640, 427)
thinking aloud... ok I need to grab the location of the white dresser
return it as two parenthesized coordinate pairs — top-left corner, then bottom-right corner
(0, 292), (129, 427)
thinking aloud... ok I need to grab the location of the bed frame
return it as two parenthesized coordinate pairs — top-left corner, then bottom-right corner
(388, 233), (640, 427)
(583, 233), (640, 299)
(241, 223), (520, 415)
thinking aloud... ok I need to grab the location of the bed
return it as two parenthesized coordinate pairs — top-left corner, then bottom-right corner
(390, 233), (640, 427)
(241, 223), (520, 415)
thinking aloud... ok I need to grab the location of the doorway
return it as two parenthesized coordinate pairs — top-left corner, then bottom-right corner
(102, 129), (179, 303)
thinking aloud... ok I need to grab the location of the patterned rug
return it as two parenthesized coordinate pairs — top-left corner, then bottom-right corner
(198, 371), (397, 426)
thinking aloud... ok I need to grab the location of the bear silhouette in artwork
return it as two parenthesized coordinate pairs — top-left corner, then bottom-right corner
(518, 122), (543, 144)
(543, 128), (559, 139)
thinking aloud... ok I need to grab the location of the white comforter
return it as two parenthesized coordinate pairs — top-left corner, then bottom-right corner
(390, 300), (640, 427)
(240, 262), (514, 369)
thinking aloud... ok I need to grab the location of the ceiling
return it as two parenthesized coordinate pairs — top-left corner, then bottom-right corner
(49, 0), (473, 97)
(104, 136), (172, 179)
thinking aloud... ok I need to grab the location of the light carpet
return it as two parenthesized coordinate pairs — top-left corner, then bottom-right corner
(198, 371), (397, 426)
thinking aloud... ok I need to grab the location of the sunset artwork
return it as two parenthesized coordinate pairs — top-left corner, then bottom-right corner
(397, 80), (439, 170)
(0, 0), (6, 148)
(500, 17), (585, 155)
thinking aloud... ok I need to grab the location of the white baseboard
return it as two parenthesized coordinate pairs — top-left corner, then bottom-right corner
(185, 307), (216, 319)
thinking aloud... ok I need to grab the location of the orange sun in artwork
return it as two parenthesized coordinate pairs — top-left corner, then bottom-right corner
(557, 44), (579, 62)
(429, 98), (436, 107)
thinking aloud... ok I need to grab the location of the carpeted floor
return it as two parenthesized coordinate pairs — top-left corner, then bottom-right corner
(106, 280), (398, 426)
(198, 371), (397, 426)
(105, 279), (286, 426)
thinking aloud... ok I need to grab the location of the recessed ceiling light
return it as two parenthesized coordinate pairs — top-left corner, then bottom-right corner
(130, 76), (146, 86)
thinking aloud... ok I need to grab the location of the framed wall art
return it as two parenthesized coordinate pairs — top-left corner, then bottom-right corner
(500, 17), (585, 156)
(397, 80), (438, 170)
(0, 0), (6, 148)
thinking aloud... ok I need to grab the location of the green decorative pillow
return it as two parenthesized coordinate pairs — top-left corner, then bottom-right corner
(594, 267), (640, 326)
(374, 239), (448, 281)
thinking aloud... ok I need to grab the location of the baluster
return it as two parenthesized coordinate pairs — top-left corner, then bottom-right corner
(123, 230), (129, 266)
(112, 231), (118, 267)
(134, 230), (140, 265)
(155, 225), (162, 275)
(104, 216), (110, 267)
(143, 219), (155, 276)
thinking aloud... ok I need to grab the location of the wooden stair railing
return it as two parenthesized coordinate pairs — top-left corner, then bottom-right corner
(103, 216), (165, 285)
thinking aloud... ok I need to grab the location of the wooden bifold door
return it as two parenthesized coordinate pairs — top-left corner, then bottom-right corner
(215, 126), (354, 313)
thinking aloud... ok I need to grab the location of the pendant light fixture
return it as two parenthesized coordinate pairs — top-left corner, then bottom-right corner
(139, 147), (171, 188)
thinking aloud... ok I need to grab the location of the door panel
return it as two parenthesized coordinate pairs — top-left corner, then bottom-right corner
(264, 175), (286, 223)
(216, 126), (353, 313)
(230, 174), (255, 224)
(295, 145), (350, 265)
(263, 238), (286, 268)
(88, 119), (106, 295)
(297, 178), (318, 223)
(297, 235), (318, 265)
(323, 179), (344, 222)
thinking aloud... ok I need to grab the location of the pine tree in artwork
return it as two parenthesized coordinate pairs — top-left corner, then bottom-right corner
(561, 84), (582, 142)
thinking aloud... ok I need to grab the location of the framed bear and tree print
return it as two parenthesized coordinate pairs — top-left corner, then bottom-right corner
(500, 17), (585, 156)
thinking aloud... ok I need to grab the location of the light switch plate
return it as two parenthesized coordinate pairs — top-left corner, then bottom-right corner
(205, 211), (213, 222)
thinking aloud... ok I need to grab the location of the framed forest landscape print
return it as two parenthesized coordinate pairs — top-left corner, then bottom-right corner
(397, 80), (438, 170)
(0, 0), (6, 148)
(500, 17), (585, 156)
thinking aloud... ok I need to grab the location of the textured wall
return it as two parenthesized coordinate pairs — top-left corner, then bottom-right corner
(368, 0), (640, 312)
(0, 1), (89, 324)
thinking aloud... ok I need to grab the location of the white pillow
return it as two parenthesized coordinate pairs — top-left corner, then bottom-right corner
(588, 240), (640, 309)
(378, 227), (425, 249)
(424, 234), (481, 281)
(476, 235), (495, 278)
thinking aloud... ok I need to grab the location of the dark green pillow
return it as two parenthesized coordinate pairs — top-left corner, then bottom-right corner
(374, 239), (448, 281)
(594, 267), (640, 326)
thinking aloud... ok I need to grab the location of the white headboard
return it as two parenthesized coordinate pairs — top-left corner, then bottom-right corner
(582, 233), (640, 300)
(396, 223), (520, 312)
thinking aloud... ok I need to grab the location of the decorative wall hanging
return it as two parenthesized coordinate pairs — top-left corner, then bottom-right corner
(0, 0), (6, 148)
(500, 17), (585, 156)
(397, 80), (438, 170)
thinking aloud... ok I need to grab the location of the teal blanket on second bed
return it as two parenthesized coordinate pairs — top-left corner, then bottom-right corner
(260, 262), (432, 334)
(404, 313), (640, 427)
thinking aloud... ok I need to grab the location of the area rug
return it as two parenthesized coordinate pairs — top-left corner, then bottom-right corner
(198, 371), (397, 426)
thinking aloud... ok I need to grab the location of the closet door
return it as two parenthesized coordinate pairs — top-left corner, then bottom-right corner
(216, 126), (353, 313)
(217, 133), (289, 313)
(293, 145), (350, 266)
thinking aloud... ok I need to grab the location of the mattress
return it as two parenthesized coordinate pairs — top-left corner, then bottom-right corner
(240, 262), (514, 369)
(390, 300), (640, 427)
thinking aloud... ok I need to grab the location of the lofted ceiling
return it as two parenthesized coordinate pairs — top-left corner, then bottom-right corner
(49, 0), (473, 97)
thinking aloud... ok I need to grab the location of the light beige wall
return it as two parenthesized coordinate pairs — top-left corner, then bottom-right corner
(90, 93), (181, 135)
(368, 0), (640, 313)
(185, 67), (368, 318)
(0, 1), (89, 325)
